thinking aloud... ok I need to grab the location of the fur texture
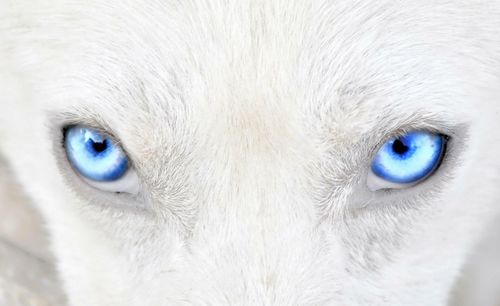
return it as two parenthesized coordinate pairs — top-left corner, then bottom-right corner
(0, 1), (500, 305)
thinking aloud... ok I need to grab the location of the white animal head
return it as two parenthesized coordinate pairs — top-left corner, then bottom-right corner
(0, 1), (499, 305)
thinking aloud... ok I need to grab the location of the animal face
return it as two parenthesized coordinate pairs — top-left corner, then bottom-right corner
(1, 1), (499, 305)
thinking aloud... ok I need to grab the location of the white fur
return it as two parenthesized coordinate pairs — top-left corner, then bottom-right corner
(0, 1), (499, 305)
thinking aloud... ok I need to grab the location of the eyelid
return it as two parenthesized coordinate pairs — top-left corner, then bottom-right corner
(79, 169), (141, 194)
(367, 170), (414, 191)
(367, 114), (455, 148)
(63, 124), (118, 146)
(368, 126), (449, 167)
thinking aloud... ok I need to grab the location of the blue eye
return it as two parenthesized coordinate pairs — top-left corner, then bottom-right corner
(370, 131), (446, 187)
(65, 126), (129, 182)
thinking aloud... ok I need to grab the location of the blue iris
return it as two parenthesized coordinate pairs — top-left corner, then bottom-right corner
(371, 131), (445, 184)
(65, 126), (129, 182)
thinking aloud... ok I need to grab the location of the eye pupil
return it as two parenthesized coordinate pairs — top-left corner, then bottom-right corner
(91, 139), (108, 153)
(392, 139), (409, 155)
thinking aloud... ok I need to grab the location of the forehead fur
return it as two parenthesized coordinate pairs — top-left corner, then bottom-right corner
(3, 1), (499, 164)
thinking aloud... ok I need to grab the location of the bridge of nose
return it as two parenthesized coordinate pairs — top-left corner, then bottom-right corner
(193, 106), (317, 239)
(183, 151), (333, 301)
(178, 42), (337, 298)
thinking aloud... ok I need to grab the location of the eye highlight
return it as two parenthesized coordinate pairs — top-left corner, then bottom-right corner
(368, 131), (447, 191)
(64, 125), (139, 194)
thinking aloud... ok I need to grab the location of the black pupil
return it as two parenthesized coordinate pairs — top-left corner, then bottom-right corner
(91, 139), (108, 153)
(392, 139), (409, 155)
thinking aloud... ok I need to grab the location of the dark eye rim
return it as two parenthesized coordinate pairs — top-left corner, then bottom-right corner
(44, 114), (153, 215)
(313, 119), (466, 218)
